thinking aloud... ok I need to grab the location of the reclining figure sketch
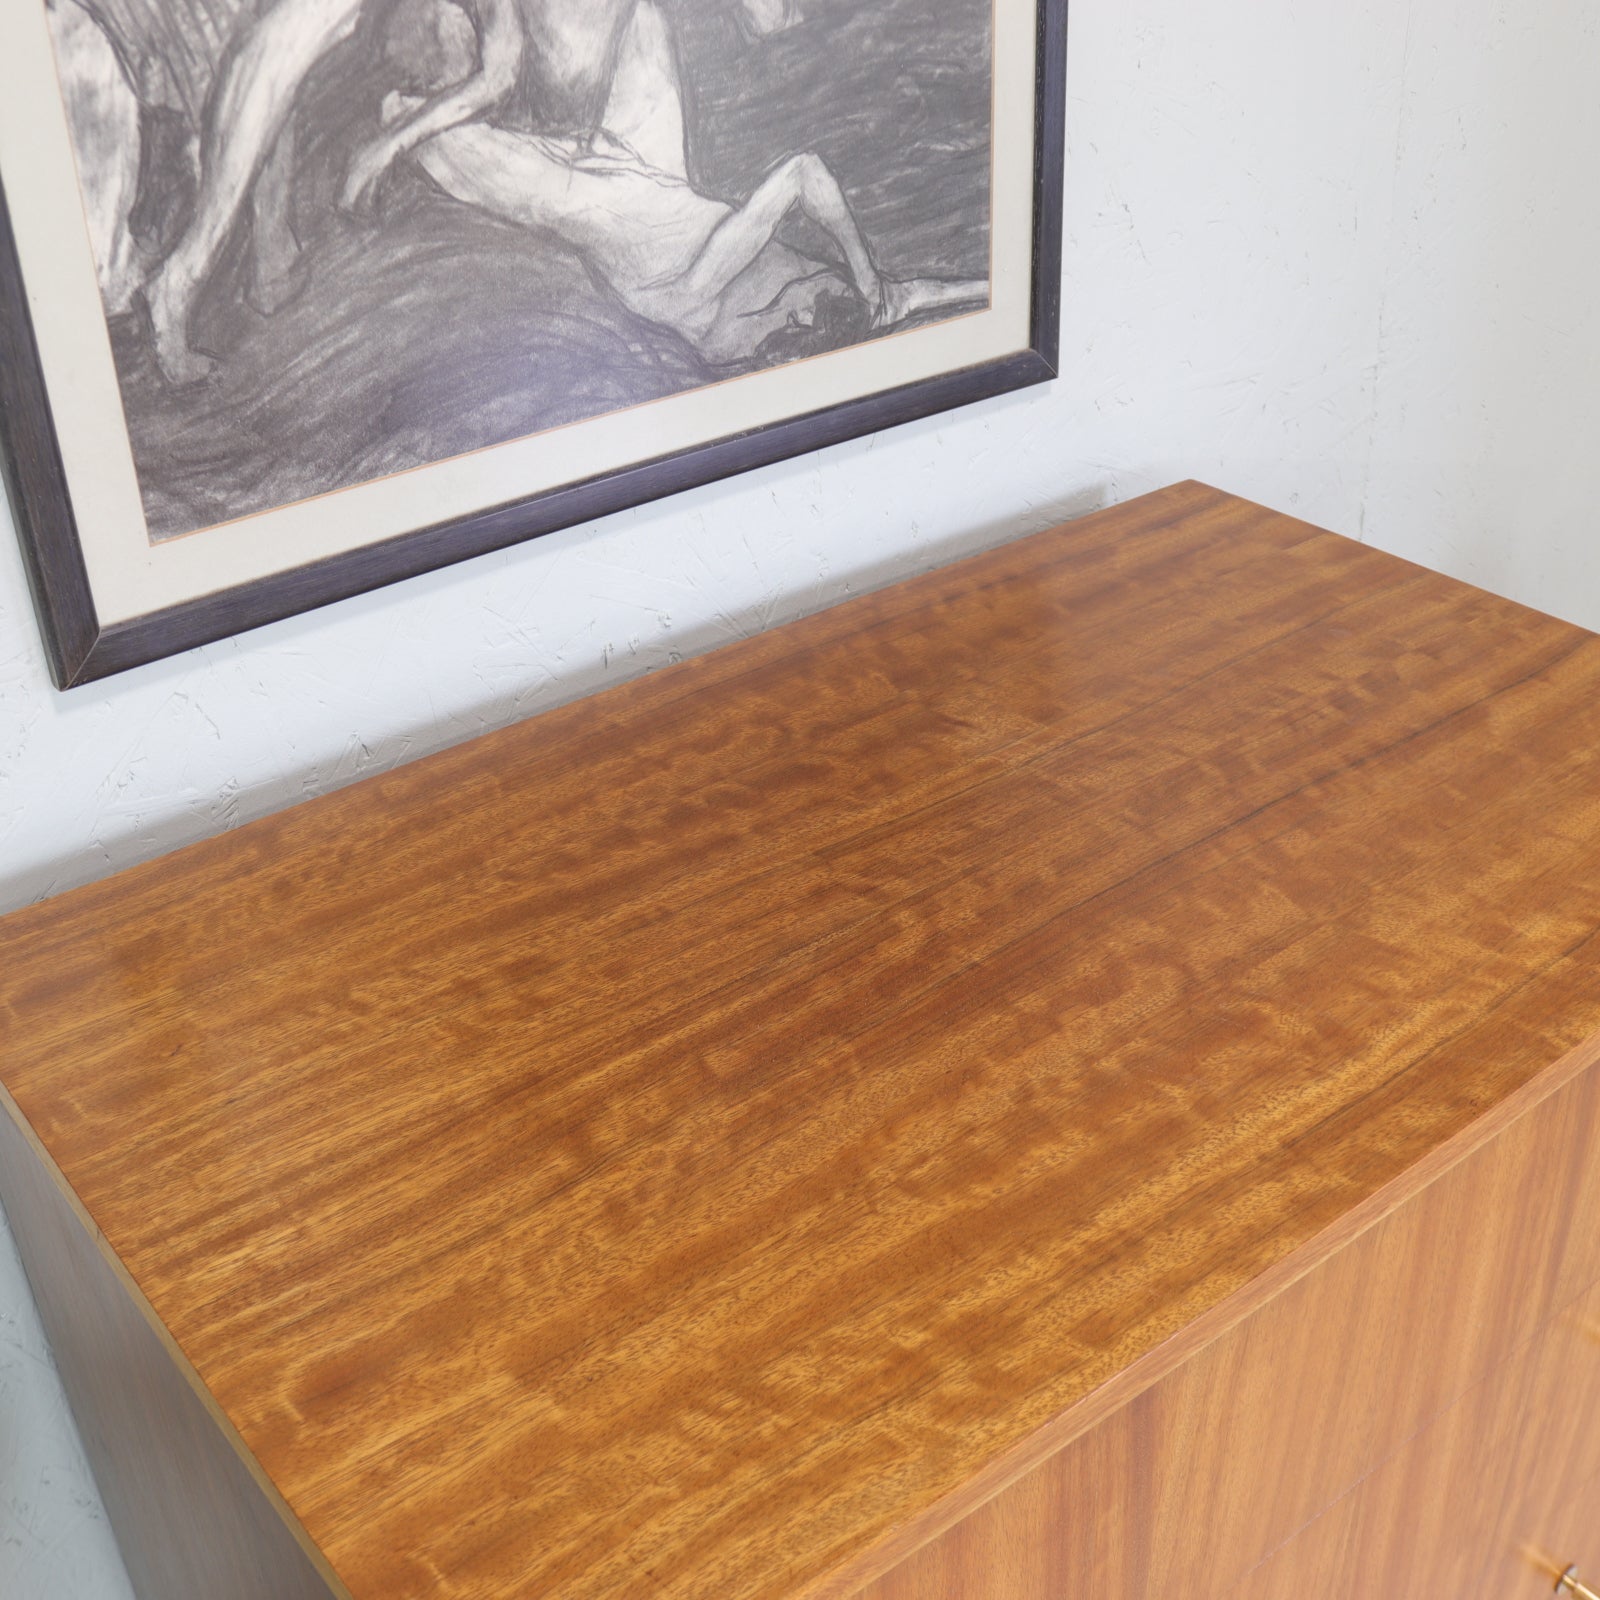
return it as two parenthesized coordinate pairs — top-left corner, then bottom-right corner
(44, 0), (995, 538)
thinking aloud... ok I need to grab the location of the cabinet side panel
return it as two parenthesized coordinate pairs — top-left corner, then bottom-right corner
(854, 1044), (1600, 1600)
(0, 1109), (342, 1600)
(1229, 1275), (1600, 1599)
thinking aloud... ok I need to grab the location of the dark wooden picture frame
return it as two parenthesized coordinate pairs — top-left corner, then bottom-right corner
(0, 0), (1065, 689)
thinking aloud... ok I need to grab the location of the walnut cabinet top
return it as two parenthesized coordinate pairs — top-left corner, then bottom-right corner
(5, 482), (1600, 1600)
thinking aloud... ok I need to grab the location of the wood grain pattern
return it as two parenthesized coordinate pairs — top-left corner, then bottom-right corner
(851, 1033), (1600, 1600)
(0, 1096), (345, 1600)
(1228, 1269), (1600, 1598)
(7, 482), (1600, 1598)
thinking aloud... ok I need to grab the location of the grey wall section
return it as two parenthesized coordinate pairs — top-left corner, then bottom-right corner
(0, 1197), (136, 1600)
(0, 1109), (342, 1600)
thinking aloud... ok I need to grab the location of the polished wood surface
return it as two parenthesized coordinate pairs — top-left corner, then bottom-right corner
(6, 481), (1600, 1598)
(0, 1105), (343, 1600)
(852, 1034), (1600, 1599)
(1230, 1267), (1600, 1598)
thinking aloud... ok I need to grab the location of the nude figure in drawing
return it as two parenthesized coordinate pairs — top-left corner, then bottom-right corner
(141, 0), (983, 379)
(387, 0), (987, 365)
(139, 0), (800, 380)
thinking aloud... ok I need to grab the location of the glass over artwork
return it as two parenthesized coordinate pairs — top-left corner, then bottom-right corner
(43, 0), (996, 541)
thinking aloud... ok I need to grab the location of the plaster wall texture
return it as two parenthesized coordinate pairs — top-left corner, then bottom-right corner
(1, 0), (1594, 1594)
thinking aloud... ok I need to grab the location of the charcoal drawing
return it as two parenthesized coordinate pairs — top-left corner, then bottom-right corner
(41, 0), (994, 540)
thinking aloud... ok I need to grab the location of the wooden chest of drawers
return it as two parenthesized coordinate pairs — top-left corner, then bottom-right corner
(3, 482), (1599, 1599)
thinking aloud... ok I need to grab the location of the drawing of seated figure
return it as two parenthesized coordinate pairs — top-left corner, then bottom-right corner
(45, 0), (303, 322)
(135, 0), (808, 384)
(384, 0), (989, 368)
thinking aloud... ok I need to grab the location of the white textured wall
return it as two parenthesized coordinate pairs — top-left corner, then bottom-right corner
(1360, 0), (1600, 620)
(3, 0), (1598, 1594)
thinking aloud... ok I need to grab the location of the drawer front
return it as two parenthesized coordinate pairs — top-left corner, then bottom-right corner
(1229, 1271), (1600, 1598)
(852, 1042), (1600, 1600)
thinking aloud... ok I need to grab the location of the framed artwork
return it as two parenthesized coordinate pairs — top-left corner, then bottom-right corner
(0, 0), (1066, 686)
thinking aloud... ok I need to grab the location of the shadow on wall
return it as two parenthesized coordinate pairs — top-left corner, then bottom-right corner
(0, 484), (1110, 915)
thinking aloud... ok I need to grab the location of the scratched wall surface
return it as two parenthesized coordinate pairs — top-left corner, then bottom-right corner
(2, 0), (1597, 1593)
